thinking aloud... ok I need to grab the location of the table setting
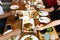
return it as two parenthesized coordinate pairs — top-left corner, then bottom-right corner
(7, 0), (59, 40)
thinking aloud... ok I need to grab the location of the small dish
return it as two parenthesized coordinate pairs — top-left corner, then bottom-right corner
(40, 11), (49, 16)
(10, 5), (19, 9)
(36, 4), (45, 8)
(39, 17), (51, 23)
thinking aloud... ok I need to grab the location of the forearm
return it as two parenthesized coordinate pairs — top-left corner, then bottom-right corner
(0, 31), (14, 40)
(0, 13), (10, 19)
(0, 29), (20, 40)
(40, 20), (60, 30)
(43, 7), (54, 12)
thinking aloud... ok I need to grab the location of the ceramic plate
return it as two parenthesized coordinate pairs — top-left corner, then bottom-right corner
(10, 5), (19, 9)
(36, 4), (45, 8)
(39, 17), (51, 23)
(40, 11), (49, 16)
(3, 29), (12, 35)
(20, 35), (39, 40)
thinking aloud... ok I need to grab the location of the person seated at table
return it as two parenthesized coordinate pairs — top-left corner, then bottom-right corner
(42, 0), (57, 8)
(39, 20), (60, 30)
(0, 0), (16, 35)
(0, 29), (20, 40)
(40, 0), (60, 32)
(39, 0), (57, 12)
(50, 0), (60, 32)
(38, 20), (60, 39)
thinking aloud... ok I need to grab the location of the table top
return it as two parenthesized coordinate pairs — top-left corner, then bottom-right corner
(5, 0), (59, 40)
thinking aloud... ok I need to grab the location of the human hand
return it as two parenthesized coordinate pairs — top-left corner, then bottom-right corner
(39, 7), (45, 11)
(10, 11), (16, 16)
(12, 29), (21, 36)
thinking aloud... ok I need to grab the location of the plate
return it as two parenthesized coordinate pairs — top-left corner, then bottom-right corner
(39, 17), (51, 23)
(20, 35), (39, 40)
(3, 29), (12, 35)
(10, 5), (19, 9)
(40, 11), (49, 16)
(36, 4), (45, 8)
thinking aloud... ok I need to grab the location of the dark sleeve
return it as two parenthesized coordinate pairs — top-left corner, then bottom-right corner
(50, 5), (60, 21)
(53, 5), (59, 11)
(42, 0), (57, 8)
(50, 5), (59, 14)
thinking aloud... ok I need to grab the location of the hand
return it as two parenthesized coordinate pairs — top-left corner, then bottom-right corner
(39, 7), (45, 11)
(10, 11), (16, 16)
(12, 29), (21, 36)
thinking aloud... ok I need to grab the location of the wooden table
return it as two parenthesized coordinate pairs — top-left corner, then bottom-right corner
(5, 0), (59, 40)
(6, 14), (59, 40)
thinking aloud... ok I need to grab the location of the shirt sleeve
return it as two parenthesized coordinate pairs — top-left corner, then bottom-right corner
(53, 5), (59, 11)
(0, 6), (4, 15)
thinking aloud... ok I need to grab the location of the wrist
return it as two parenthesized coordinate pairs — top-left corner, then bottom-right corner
(42, 8), (45, 11)
(10, 31), (15, 36)
(7, 13), (11, 16)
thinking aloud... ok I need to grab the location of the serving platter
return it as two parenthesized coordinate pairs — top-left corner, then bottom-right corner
(22, 16), (35, 32)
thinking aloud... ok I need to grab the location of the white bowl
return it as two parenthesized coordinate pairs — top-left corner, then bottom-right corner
(10, 5), (19, 10)
(39, 17), (51, 23)
(40, 11), (49, 16)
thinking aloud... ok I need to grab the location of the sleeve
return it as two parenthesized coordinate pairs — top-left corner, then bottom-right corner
(0, 6), (4, 15)
(53, 5), (59, 11)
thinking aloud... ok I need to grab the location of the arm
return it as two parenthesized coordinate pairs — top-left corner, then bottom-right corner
(39, 20), (60, 30)
(0, 11), (16, 19)
(0, 6), (16, 19)
(0, 13), (10, 19)
(0, 6), (10, 19)
(40, 7), (54, 12)
(0, 29), (20, 40)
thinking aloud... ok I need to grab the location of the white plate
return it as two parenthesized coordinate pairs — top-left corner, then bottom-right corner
(40, 11), (49, 16)
(3, 29), (12, 35)
(36, 4), (45, 8)
(21, 35), (38, 40)
(39, 17), (51, 23)
(10, 5), (19, 9)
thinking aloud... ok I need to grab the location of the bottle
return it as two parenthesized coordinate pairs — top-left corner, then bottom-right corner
(15, 13), (19, 20)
